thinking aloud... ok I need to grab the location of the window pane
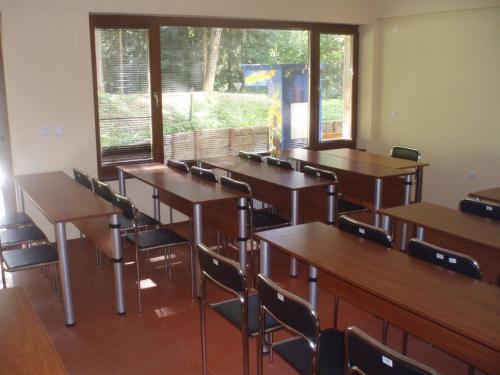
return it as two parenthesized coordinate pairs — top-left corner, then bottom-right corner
(319, 34), (353, 142)
(95, 28), (152, 165)
(160, 27), (309, 161)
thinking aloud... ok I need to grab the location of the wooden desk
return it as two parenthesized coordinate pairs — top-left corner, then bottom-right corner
(199, 156), (336, 276)
(116, 163), (248, 293)
(255, 222), (500, 374)
(380, 202), (500, 284)
(319, 148), (429, 202)
(469, 187), (500, 204)
(14, 172), (125, 325)
(280, 149), (414, 228)
(0, 287), (67, 374)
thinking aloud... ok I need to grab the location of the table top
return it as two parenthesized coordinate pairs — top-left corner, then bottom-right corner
(0, 288), (67, 374)
(469, 187), (500, 204)
(280, 149), (413, 178)
(255, 222), (500, 355)
(200, 156), (333, 190)
(14, 172), (121, 224)
(117, 162), (247, 204)
(319, 148), (429, 169)
(380, 202), (500, 252)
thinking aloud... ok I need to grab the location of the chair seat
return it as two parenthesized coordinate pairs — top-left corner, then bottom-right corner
(119, 212), (158, 230)
(338, 199), (368, 215)
(252, 210), (289, 230)
(0, 212), (33, 229)
(212, 293), (281, 336)
(0, 226), (47, 247)
(2, 245), (58, 270)
(125, 228), (188, 250)
(273, 328), (345, 375)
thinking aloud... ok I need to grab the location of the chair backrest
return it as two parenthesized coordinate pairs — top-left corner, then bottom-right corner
(238, 151), (263, 163)
(92, 178), (116, 204)
(73, 168), (93, 190)
(166, 159), (190, 173)
(266, 156), (294, 170)
(345, 326), (439, 375)
(114, 193), (136, 220)
(190, 166), (218, 183)
(198, 243), (246, 295)
(338, 216), (392, 248)
(256, 274), (319, 347)
(408, 238), (481, 280)
(459, 198), (500, 221)
(303, 165), (338, 182)
(220, 176), (252, 195)
(390, 146), (421, 162)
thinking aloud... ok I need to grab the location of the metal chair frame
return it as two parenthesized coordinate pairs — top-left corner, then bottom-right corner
(190, 166), (218, 183)
(239, 150), (264, 163)
(166, 159), (190, 173)
(459, 198), (500, 221)
(390, 146), (421, 162)
(266, 156), (294, 170)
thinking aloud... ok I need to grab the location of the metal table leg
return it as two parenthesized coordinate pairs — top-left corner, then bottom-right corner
(193, 203), (203, 297)
(55, 222), (75, 326)
(237, 197), (248, 270)
(308, 266), (318, 309)
(118, 169), (126, 196)
(110, 214), (126, 315)
(400, 174), (413, 250)
(327, 184), (336, 225)
(416, 226), (425, 240)
(153, 187), (160, 221)
(415, 167), (424, 202)
(289, 190), (299, 277)
(260, 240), (271, 277)
(372, 178), (383, 227)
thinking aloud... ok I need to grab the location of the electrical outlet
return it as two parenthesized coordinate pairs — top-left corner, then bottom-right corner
(467, 170), (476, 180)
(390, 111), (399, 117)
(55, 126), (64, 136)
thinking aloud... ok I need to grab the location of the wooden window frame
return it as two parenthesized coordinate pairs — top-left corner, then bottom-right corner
(90, 14), (359, 180)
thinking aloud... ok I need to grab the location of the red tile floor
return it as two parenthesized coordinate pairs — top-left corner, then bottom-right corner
(1, 224), (480, 374)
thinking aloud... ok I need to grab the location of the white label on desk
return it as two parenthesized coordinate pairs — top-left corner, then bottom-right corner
(213, 259), (219, 266)
(359, 228), (366, 235)
(436, 253), (444, 260)
(277, 293), (284, 302)
(382, 356), (393, 367)
(448, 258), (457, 264)
(486, 206), (493, 211)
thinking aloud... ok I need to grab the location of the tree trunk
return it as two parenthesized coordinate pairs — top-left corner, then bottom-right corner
(203, 28), (222, 92)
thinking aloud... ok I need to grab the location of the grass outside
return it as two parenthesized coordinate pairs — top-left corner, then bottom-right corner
(98, 91), (343, 147)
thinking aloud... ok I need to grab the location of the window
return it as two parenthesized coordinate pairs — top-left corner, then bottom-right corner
(90, 16), (358, 179)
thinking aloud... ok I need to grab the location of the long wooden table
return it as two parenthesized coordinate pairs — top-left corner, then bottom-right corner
(280, 149), (415, 229)
(319, 148), (429, 202)
(380, 202), (500, 285)
(0, 288), (67, 374)
(116, 163), (248, 295)
(469, 187), (500, 204)
(199, 155), (336, 276)
(14, 172), (125, 326)
(255, 222), (500, 374)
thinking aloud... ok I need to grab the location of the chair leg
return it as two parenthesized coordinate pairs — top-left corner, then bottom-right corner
(80, 231), (84, 249)
(168, 247), (173, 282)
(468, 365), (475, 375)
(189, 245), (195, 299)
(163, 248), (168, 278)
(269, 332), (274, 363)
(200, 280), (208, 375)
(1, 265), (6, 289)
(135, 247), (142, 313)
(382, 320), (389, 345)
(333, 295), (340, 329)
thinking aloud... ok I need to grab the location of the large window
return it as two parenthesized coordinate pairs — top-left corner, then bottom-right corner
(90, 16), (358, 179)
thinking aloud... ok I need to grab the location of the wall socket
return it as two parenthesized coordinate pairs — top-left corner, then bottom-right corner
(39, 127), (50, 136)
(467, 170), (477, 180)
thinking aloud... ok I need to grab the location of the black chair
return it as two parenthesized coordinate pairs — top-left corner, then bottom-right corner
(0, 225), (48, 250)
(303, 165), (368, 222)
(220, 176), (289, 274)
(337, 216), (392, 248)
(72, 167), (93, 190)
(190, 166), (218, 183)
(166, 159), (190, 173)
(256, 274), (344, 375)
(390, 146), (421, 162)
(114, 193), (193, 312)
(403, 238), (482, 363)
(266, 156), (294, 170)
(1, 244), (60, 299)
(198, 244), (281, 375)
(459, 198), (500, 221)
(0, 212), (33, 229)
(336, 215), (392, 343)
(345, 326), (439, 375)
(239, 150), (263, 163)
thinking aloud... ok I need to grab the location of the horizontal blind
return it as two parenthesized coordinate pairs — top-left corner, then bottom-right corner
(95, 28), (153, 165)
